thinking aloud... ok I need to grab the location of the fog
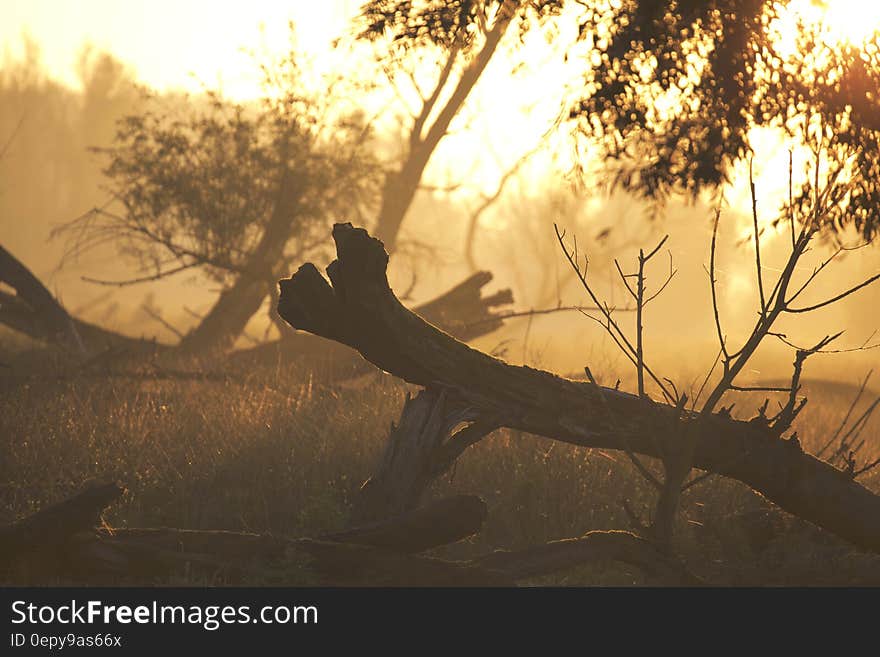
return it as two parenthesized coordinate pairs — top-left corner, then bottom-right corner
(1, 23), (877, 394)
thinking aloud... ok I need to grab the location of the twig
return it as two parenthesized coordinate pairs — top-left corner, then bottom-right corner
(749, 159), (767, 316)
(141, 305), (184, 340)
(556, 224), (677, 405)
(708, 206), (729, 362)
(584, 366), (663, 491)
(817, 370), (872, 458)
(82, 261), (201, 287)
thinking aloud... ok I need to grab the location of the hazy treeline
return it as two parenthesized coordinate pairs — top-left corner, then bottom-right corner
(0, 36), (877, 384)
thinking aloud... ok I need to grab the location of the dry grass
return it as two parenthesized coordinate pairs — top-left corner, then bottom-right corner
(2, 343), (880, 586)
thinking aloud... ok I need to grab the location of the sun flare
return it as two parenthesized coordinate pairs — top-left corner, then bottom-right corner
(812, 0), (880, 45)
(774, 0), (880, 57)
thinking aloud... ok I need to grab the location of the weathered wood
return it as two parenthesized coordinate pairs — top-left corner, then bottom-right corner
(97, 496), (487, 559)
(294, 539), (512, 586)
(2, 485), (711, 585)
(352, 390), (495, 522)
(0, 481), (124, 562)
(332, 494), (487, 549)
(0, 245), (167, 357)
(474, 530), (702, 585)
(228, 270), (512, 376)
(0, 485), (498, 585)
(413, 271), (513, 341)
(1, 245), (84, 353)
(276, 223), (880, 553)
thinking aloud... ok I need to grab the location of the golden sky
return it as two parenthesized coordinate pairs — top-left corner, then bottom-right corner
(1, 0), (360, 97)
(2, 0), (877, 226)
(2, 0), (877, 372)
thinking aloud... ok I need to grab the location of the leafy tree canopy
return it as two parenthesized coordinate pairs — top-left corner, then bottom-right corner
(571, 0), (880, 239)
(356, 0), (564, 53)
(357, 1), (880, 240)
(69, 49), (380, 286)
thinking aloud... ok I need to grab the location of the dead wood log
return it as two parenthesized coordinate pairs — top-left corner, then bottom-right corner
(0, 481), (124, 560)
(0, 482), (125, 579)
(411, 270), (513, 341)
(227, 270), (512, 377)
(0, 245), (167, 357)
(325, 494), (487, 551)
(294, 539), (512, 586)
(1, 245), (84, 353)
(92, 495), (486, 560)
(1, 485), (709, 585)
(276, 223), (880, 554)
(474, 530), (703, 585)
(351, 390), (497, 522)
(0, 485), (498, 585)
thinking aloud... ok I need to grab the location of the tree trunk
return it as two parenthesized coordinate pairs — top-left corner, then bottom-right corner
(352, 388), (495, 523)
(177, 184), (301, 355)
(228, 270), (512, 376)
(2, 483), (698, 585)
(373, 157), (428, 252)
(0, 245), (84, 353)
(276, 223), (880, 554)
(176, 276), (269, 355)
(0, 244), (166, 357)
(373, 7), (515, 252)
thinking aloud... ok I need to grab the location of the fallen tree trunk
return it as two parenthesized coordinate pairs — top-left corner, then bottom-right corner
(1, 245), (168, 357)
(276, 223), (880, 553)
(227, 270), (512, 377)
(474, 530), (702, 585)
(1, 243), (511, 377)
(2, 484), (697, 586)
(0, 245), (84, 353)
(0, 483), (497, 585)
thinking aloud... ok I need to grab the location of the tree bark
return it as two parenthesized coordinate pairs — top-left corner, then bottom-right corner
(2, 484), (700, 586)
(176, 165), (304, 355)
(276, 223), (880, 554)
(227, 270), (512, 377)
(373, 5), (516, 252)
(352, 389), (496, 522)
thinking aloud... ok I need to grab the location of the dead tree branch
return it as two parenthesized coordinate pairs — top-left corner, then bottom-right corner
(276, 223), (880, 554)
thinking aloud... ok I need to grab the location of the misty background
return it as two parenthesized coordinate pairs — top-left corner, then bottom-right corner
(1, 0), (877, 390)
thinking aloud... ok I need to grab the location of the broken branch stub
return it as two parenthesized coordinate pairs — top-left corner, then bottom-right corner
(228, 269), (512, 378)
(352, 389), (495, 522)
(277, 223), (880, 554)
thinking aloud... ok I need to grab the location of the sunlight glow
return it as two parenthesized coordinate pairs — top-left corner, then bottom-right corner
(773, 0), (880, 59)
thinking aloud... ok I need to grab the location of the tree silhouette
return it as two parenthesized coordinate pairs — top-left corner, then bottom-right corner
(569, 0), (880, 238)
(354, 0), (565, 251)
(60, 48), (380, 353)
(364, 1), (880, 240)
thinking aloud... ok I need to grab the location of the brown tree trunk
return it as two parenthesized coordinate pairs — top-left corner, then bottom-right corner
(177, 166), (304, 355)
(276, 223), (880, 554)
(3, 483), (697, 585)
(373, 7), (515, 252)
(0, 244), (165, 356)
(228, 270), (513, 376)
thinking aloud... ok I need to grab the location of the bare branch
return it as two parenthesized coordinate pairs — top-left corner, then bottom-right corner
(708, 206), (729, 362)
(140, 304), (184, 340)
(749, 159), (767, 316)
(785, 272), (880, 314)
(82, 261), (201, 287)
(817, 371), (873, 458)
(555, 223), (677, 404)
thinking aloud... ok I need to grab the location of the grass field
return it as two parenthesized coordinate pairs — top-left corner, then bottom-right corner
(2, 336), (880, 586)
